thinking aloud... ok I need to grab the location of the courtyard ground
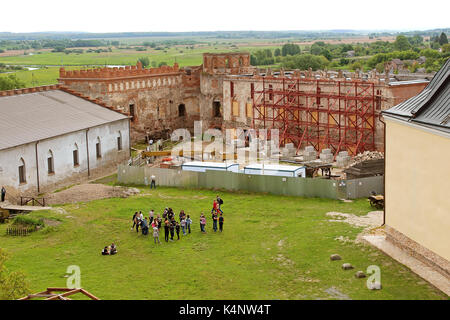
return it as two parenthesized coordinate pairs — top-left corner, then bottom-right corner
(0, 185), (446, 300)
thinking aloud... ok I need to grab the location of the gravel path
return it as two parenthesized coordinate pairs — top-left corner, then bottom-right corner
(46, 184), (140, 204)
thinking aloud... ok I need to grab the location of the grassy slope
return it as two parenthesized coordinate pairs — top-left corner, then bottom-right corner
(0, 186), (445, 300)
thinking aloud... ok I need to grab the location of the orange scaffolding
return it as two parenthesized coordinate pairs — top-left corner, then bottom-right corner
(251, 76), (376, 157)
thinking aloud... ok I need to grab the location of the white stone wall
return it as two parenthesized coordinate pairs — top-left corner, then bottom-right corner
(0, 119), (130, 194)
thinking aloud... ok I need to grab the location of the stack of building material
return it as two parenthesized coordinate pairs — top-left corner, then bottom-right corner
(303, 146), (317, 161)
(336, 151), (351, 167)
(281, 143), (296, 157)
(344, 159), (384, 179)
(319, 148), (334, 163)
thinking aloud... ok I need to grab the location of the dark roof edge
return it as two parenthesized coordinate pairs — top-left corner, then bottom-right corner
(383, 113), (450, 135)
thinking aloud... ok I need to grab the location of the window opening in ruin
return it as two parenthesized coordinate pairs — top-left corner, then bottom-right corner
(18, 158), (26, 184)
(213, 101), (221, 118)
(269, 84), (273, 100)
(129, 104), (136, 122)
(239, 57), (243, 66)
(117, 135), (122, 151)
(178, 104), (186, 117)
(73, 144), (79, 167)
(47, 150), (54, 174)
(230, 81), (234, 97)
(251, 83), (254, 99)
(225, 58), (230, 68)
(96, 138), (102, 159)
(376, 90), (382, 110)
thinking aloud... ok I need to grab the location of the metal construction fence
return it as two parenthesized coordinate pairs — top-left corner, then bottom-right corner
(117, 165), (384, 200)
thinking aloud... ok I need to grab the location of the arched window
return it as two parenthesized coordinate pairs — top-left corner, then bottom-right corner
(96, 137), (102, 159)
(47, 150), (54, 174)
(73, 143), (79, 167)
(18, 158), (26, 184)
(117, 131), (122, 151)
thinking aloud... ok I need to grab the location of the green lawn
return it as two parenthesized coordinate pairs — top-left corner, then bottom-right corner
(0, 186), (446, 300)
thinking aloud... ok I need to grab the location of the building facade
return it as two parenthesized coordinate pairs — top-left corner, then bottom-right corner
(58, 52), (430, 155)
(0, 86), (130, 194)
(382, 59), (450, 276)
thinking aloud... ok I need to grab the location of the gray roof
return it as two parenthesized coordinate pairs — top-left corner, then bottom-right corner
(382, 58), (450, 134)
(0, 90), (128, 150)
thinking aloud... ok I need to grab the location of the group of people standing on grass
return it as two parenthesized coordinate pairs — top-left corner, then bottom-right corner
(130, 195), (225, 245)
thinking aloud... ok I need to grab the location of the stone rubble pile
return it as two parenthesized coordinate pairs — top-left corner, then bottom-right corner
(346, 151), (384, 168)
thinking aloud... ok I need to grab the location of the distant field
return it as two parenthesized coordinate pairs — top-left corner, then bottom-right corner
(0, 35), (397, 87)
(0, 66), (82, 87)
(0, 43), (279, 87)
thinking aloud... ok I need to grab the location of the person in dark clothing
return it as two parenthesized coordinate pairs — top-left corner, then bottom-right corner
(176, 222), (181, 240)
(179, 210), (185, 222)
(102, 246), (109, 255)
(141, 218), (149, 235)
(131, 212), (138, 230)
(164, 220), (170, 242)
(212, 213), (218, 232)
(219, 213), (224, 232)
(1, 186), (6, 202)
(110, 243), (117, 255)
(169, 221), (175, 241)
(136, 217), (140, 233)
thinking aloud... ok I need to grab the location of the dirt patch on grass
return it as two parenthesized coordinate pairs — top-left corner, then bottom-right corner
(326, 211), (382, 229)
(327, 211), (383, 242)
(45, 184), (140, 205)
(43, 219), (62, 227)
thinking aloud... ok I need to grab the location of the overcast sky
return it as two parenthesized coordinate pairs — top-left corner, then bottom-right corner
(1, 0), (448, 33)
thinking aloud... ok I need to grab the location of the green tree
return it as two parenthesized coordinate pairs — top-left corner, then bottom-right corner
(137, 57), (150, 68)
(439, 32), (448, 46)
(281, 43), (300, 56)
(394, 35), (411, 51)
(442, 43), (450, 53)
(274, 48), (281, 56)
(0, 249), (29, 300)
(281, 54), (329, 70)
(0, 75), (25, 91)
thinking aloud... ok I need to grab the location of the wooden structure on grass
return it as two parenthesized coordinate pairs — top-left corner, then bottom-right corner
(19, 287), (100, 300)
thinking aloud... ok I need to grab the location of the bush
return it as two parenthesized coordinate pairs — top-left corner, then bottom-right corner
(0, 75), (25, 91)
(12, 216), (45, 227)
(0, 249), (29, 300)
